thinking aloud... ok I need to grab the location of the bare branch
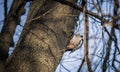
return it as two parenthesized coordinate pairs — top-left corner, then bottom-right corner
(4, 0), (7, 18)
(102, 27), (114, 72)
(54, 0), (102, 20)
(83, 2), (92, 72)
(91, 0), (103, 16)
(77, 56), (85, 72)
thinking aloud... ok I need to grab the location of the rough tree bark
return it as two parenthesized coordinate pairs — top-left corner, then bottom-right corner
(0, 0), (28, 72)
(5, 0), (79, 72)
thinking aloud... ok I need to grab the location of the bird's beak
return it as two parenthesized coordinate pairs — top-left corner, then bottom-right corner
(67, 43), (74, 49)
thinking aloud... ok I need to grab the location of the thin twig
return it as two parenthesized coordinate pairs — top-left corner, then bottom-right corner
(102, 28), (114, 72)
(77, 56), (85, 72)
(91, 0), (103, 16)
(54, 0), (102, 20)
(103, 27), (120, 53)
(26, 4), (59, 23)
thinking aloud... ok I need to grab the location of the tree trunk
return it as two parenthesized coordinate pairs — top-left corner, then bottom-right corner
(5, 0), (79, 72)
(0, 0), (27, 72)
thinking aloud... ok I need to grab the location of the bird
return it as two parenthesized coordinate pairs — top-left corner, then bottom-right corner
(65, 33), (83, 52)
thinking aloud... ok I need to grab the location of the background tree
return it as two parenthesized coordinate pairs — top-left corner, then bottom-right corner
(0, 0), (29, 71)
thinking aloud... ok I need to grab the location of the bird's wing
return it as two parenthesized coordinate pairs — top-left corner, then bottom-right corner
(76, 39), (83, 49)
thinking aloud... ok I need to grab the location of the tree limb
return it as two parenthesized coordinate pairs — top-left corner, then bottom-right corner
(83, 1), (92, 72)
(54, 0), (102, 20)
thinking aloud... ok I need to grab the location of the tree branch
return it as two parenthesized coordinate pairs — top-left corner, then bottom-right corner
(77, 56), (85, 72)
(4, 0), (7, 18)
(54, 0), (120, 30)
(102, 31), (112, 72)
(54, 0), (102, 20)
(83, 2), (92, 72)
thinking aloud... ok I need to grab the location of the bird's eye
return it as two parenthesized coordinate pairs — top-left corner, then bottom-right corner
(81, 35), (83, 37)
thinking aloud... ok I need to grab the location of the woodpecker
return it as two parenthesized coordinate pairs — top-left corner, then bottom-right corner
(65, 33), (83, 52)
